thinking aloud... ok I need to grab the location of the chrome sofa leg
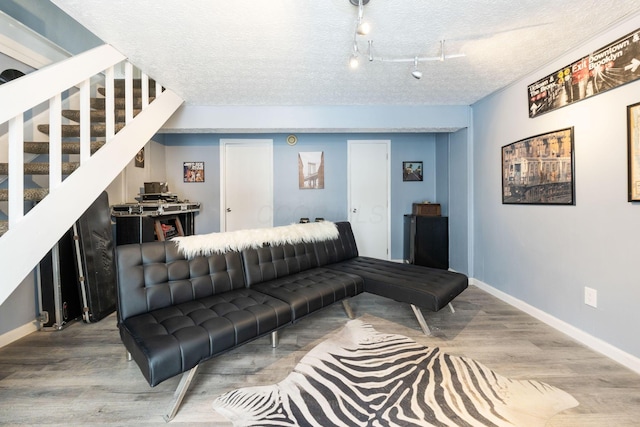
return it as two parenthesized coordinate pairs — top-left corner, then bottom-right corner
(448, 302), (455, 313)
(271, 331), (279, 348)
(342, 299), (355, 319)
(164, 365), (199, 422)
(410, 304), (431, 335)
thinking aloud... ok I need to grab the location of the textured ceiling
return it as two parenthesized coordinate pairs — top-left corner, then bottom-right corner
(51, 0), (640, 107)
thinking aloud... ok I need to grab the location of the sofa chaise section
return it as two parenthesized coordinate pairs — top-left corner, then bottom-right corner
(318, 221), (468, 334)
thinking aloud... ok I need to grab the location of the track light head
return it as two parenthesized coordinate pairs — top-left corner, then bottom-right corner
(357, 21), (371, 36)
(349, 54), (359, 69)
(411, 57), (422, 79)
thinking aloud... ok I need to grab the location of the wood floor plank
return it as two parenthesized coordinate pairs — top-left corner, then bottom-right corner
(0, 285), (639, 425)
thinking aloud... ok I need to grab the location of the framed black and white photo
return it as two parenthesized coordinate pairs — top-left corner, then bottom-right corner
(402, 161), (423, 182)
(502, 127), (575, 205)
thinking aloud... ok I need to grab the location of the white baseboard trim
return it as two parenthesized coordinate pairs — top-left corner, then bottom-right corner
(0, 320), (38, 348)
(471, 278), (640, 375)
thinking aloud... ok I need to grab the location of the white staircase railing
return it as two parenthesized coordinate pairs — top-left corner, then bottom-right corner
(0, 44), (184, 306)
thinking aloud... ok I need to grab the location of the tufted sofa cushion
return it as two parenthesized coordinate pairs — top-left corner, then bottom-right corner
(119, 288), (291, 386)
(314, 221), (359, 266)
(249, 268), (363, 321)
(115, 241), (291, 386)
(242, 242), (363, 320)
(242, 242), (318, 286)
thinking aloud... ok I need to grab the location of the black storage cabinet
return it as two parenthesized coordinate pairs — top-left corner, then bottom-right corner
(404, 214), (449, 270)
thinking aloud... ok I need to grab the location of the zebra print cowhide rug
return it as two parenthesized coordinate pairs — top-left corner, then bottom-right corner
(213, 320), (578, 426)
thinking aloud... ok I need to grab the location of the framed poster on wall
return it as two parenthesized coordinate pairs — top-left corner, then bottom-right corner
(628, 102), (640, 201)
(502, 127), (575, 205)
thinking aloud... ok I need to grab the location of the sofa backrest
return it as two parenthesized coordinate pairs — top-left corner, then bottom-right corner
(314, 221), (359, 266)
(242, 242), (318, 287)
(115, 240), (247, 322)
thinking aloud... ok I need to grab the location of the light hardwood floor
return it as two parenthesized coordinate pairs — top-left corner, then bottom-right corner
(1, 285), (639, 426)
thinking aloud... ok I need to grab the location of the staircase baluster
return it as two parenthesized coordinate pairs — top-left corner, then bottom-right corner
(49, 93), (62, 189)
(142, 72), (149, 109)
(105, 66), (115, 141)
(8, 114), (24, 227)
(79, 78), (90, 164)
(125, 62), (133, 125)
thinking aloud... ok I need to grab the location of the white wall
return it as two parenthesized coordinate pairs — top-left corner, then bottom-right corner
(105, 138), (167, 204)
(472, 14), (640, 361)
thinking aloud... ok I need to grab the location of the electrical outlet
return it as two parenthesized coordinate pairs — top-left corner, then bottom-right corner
(584, 287), (598, 308)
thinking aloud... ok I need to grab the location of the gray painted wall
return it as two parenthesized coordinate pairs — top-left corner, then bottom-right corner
(472, 14), (640, 359)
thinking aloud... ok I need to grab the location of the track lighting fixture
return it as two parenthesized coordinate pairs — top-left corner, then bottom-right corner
(349, 0), (370, 70)
(348, 0), (464, 77)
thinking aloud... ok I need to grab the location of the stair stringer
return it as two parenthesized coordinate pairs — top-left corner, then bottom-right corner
(0, 89), (184, 307)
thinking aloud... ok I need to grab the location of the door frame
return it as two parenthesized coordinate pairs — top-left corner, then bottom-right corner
(220, 138), (273, 232)
(347, 139), (391, 259)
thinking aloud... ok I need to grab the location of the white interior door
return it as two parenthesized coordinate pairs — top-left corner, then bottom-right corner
(221, 139), (273, 231)
(348, 140), (390, 259)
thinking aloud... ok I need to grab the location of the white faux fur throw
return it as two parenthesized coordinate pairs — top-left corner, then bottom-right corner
(172, 221), (339, 258)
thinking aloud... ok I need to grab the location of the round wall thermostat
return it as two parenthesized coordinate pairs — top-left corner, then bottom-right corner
(286, 135), (298, 146)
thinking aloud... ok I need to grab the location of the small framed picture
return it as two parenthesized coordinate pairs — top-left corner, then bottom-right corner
(298, 151), (324, 189)
(134, 148), (144, 168)
(403, 161), (423, 181)
(183, 161), (205, 182)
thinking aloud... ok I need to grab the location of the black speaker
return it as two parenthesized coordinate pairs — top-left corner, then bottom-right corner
(404, 214), (449, 270)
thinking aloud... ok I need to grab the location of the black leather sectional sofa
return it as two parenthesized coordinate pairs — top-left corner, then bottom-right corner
(114, 221), (468, 421)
